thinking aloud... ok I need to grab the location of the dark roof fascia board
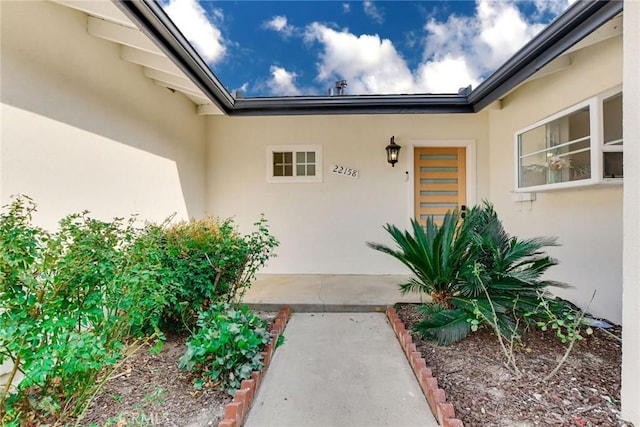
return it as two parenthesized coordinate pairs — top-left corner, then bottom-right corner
(469, 0), (623, 112)
(113, 0), (235, 114)
(231, 95), (473, 116)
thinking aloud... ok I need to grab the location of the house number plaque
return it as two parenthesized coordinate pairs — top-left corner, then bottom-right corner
(331, 164), (359, 179)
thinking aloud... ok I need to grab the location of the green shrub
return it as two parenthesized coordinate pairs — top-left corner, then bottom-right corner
(159, 216), (278, 329)
(178, 304), (271, 393)
(0, 196), (278, 424)
(369, 202), (573, 345)
(0, 199), (168, 424)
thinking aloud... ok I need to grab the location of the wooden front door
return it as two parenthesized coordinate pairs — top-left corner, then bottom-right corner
(414, 147), (467, 225)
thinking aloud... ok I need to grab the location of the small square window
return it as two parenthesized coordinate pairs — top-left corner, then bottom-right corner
(273, 152), (294, 177)
(267, 145), (322, 183)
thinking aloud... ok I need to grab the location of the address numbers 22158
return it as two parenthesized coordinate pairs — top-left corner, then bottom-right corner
(331, 165), (359, 179)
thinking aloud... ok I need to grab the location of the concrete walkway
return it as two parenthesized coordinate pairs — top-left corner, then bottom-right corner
(243, 274), (425, 312)
(244, 312), (438, 427)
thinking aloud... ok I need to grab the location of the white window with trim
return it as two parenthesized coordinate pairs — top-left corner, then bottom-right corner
(515, 86), (623, 191)
(266, 145), (322, 183)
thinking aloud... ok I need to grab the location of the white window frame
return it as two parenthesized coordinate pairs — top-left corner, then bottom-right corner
(266, 144), (323, 183)
(514, 85), (622, 192)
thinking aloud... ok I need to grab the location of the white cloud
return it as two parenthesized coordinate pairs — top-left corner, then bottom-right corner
(301, 0), (570, 95)
(363, 1), (384, 24)
(232, 82), (249, 95)
(532, 0), (576, 17)
(415, 56), (480, 93)
(342, 3), (351, 14)
(304, 23), (415, 95)
(419, 0), (553, 91)
(263, 15), (295, 37)
(267, 66), (302, 96)
(162, 0), (225, 64)
(476, 0), (546, 69)
(303, 0), (572, 95)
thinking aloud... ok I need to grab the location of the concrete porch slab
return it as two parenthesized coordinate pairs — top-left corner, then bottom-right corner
(242, 274), (427, 312)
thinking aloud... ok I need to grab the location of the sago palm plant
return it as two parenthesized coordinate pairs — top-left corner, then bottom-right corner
(366, 210), (474, 307)
(368, 202), (571, 345)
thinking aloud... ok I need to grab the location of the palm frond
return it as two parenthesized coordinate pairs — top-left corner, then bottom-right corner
(367, 212), (471, 298)
(414, 305), (472, 345)
(540, 279), (571, 289)
(451, 296), (518, 340)
(399, 277), (430, 295)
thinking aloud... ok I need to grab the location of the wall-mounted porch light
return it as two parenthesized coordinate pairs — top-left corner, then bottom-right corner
(385, 136), (401, 167)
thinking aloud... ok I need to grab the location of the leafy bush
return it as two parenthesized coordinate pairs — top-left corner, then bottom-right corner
(0, 196), (278, 424)
(369, 202), (573, 345)
(0, 198), (168, 424)
(159, 216), (278, 329)
(178, 304), (271, 393)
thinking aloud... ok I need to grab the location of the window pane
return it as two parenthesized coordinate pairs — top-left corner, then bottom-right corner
(567, 149), (591, 181)
(604, 93), (623, 145)
(518, 126), (545, 159)
(567, 108), (590, 141)
(519, 151), (547, 187)
(603, 152), (623, 178)
(519, 145), (592, 187)
(292, 151), (317, 177)
(518, 106), (591, 188)
(520, 107), (590, 156)
(273, 151), (294, 177)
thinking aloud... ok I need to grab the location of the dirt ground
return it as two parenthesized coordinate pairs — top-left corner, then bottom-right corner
(80, 311), (277, 427)
(396, 303), (630, 427)
(80, 331), (232, 427)
(80, 306), (629, 427)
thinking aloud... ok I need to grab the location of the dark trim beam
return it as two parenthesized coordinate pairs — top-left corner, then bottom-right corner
(232, 95), (473, 116)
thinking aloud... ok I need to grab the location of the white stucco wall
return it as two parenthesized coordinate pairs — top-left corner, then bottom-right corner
(621, 1), (640, 423)
(0, 1), (207, 229)
(487, 35), (623, 323)
(206, 113), (490, 274)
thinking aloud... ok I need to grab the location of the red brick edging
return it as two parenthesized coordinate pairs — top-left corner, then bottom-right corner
(386, 306), (464, 427)
(218, 306), (291, 427)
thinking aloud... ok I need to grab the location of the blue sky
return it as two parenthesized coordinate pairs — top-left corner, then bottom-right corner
(160, 0), (574, 97)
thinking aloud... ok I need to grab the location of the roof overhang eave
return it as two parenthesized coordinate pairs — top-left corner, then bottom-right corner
(113, 0), (235, 114)
(468, 0), (624, 112)
(231, 95), (473, 116)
